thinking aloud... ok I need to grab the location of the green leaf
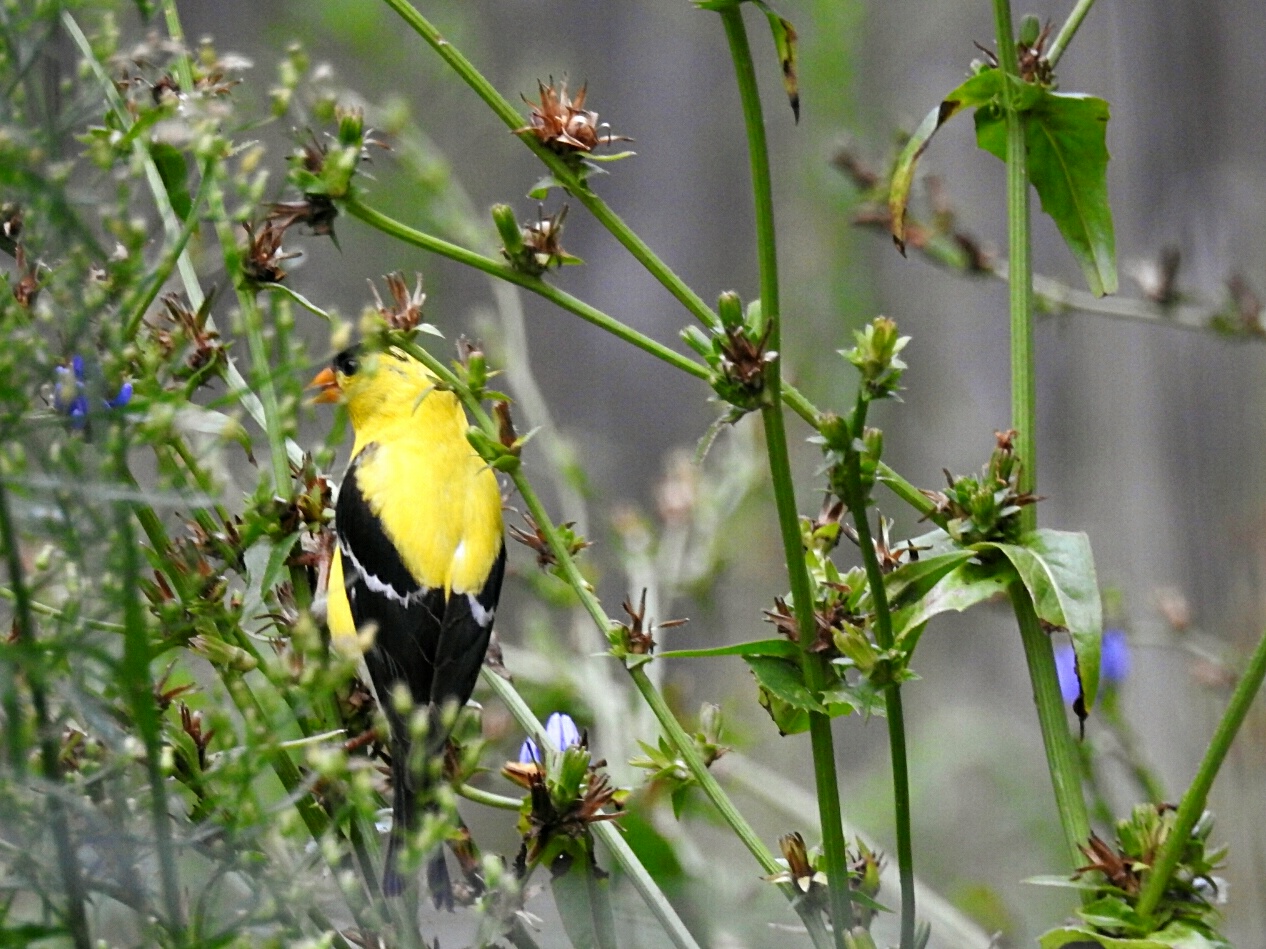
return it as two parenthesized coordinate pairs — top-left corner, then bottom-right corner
(149, 142), (192, 220)
(745, 656), (826, 715)
(551, 853), (618, 949)
(745, 656), (861, 734)
(888, 70), (1002, 252)
(975, 91), (1117, 295)
(981, 529), (1102, 709)
(1025, 874), (1105, 892)
(751, 1), (800, 121)
(660, 638), (800, 660)
(883, 550), (976, 609)
(1039, 923), (1230, 949)
(889, 558), (1012, 642)
(258, 532), (301, 597)
(528, 174), (564, 199)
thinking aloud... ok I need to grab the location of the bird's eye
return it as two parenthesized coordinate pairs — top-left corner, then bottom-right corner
(334, 349), (359, 376)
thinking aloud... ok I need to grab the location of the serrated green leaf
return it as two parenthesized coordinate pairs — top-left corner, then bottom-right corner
(149, 142), (192, 220)
(889, 69), (1003, 252)
(981, 529), (1102, 709)
(976, 91), (1116, 295)
(660, 638), (800, 660)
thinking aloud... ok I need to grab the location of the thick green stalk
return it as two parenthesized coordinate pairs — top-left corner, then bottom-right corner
(0, 478), (91, 949)
(1136, 628), (1266, 920)
(992, 0), (1092, 871)
(1047, 0), (1098, 69)
(378, 0), (719, 331)
(839, 396), (915, 948)
(719, 7), (852, 939)
(344, 198), (709, 383)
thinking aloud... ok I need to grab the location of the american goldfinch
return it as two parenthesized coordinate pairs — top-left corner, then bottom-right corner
(311, 345), (505, 903)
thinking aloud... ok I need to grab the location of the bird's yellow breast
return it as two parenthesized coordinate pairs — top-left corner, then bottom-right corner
(351, 428), (503, 596)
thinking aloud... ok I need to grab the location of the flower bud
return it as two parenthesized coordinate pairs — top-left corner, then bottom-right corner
(492, 204), (524, 257)
(1018, 14), (1042, 48)
(545, 712), (582, 751)
(717, 291), (744, 331)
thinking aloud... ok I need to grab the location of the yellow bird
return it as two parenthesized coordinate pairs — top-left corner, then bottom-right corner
(311, 345), (505, 904)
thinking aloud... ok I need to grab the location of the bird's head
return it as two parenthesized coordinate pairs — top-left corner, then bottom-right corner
(309, 346), (445, 432)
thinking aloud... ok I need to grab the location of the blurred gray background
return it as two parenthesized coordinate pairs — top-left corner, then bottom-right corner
(168, 0), (1266, 943)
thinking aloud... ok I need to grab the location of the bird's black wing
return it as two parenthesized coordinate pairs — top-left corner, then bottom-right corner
(430, 541), (506, 716)
(335, 447), (446, 747)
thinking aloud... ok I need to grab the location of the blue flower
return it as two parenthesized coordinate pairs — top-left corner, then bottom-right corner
(1101, 628), (1130, 684)
(518, 712), (582, 763)
(1054, 628), (1131, 706)
(1054, 641), (1080, 705)
(53, 356), (132, 429)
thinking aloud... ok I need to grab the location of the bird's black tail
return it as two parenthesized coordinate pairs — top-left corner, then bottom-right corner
(380, 730), (454, 908)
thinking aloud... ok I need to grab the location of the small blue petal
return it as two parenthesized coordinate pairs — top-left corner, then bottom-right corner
(1101, 628), (1130, 684)
(518, 737), (541, 764)
(106, 381), (133, 409)
(545, 712), (581, 751)
(72, 355), (85, 380)
(1054, 642), (1080, 705)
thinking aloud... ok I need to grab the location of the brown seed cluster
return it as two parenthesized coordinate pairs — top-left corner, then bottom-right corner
(515, 80), (629, 156)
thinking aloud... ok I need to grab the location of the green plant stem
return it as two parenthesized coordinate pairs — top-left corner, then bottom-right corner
(839, 396), (915, 948)
(1047, 0), (1098, 68)
(0, 478), (91, 949)
(479, 668), (706, 949)
(992, 0), (1092, 872)
(379, 0), (720, 332)
(345, 198), (709, 383)
(718, 7), (853, 940)
(0, 587), (126, 632)
(456, 783), (522, 811)
(1136, 628), (1266, 921)
(112, 441), (186, 938)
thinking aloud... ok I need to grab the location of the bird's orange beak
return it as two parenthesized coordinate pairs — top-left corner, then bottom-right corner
(308, 366), (342, 403)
